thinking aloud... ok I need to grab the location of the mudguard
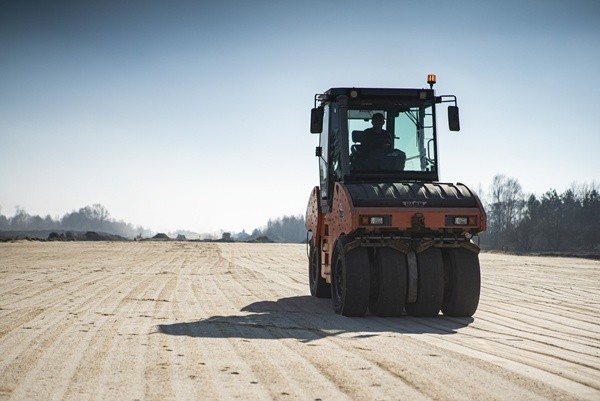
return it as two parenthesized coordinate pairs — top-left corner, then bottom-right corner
(345, 182), (479, 208)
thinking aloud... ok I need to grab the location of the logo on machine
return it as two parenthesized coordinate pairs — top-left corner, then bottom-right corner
(402, 201), (427, 207)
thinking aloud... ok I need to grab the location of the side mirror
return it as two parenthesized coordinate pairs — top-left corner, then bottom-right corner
(448, 106), (460, 132)
(310, 106), (324, 134)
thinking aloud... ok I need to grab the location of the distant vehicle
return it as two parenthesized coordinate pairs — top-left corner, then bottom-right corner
(305, 75), (486, 317)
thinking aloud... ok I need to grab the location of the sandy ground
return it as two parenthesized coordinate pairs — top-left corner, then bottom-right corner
(0, 241), (598, 401)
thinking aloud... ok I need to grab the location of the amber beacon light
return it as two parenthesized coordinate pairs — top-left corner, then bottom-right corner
(427, 74), (437, 89)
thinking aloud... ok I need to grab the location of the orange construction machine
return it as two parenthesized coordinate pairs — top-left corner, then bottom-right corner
(305, 75), (486, 317)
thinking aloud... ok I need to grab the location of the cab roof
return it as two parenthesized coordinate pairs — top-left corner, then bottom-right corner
(319, 87), (436, 104)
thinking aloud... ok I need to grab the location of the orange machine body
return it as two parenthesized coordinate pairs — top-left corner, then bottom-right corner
(306, 182), (486, 283)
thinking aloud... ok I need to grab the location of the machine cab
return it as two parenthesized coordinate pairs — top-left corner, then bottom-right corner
(311, 85), (459, 210)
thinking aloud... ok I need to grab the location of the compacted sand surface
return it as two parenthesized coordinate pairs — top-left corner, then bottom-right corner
(0, 241), (599, 400)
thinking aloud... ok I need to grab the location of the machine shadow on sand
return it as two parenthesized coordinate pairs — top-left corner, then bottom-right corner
(156, 296), (474, 342)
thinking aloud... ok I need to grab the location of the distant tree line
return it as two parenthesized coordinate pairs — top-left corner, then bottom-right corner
(3, 176), (599, 251)
(236, 215), (307, 243)
(0, 204), (152, 239)
(480, 175), (600, 253)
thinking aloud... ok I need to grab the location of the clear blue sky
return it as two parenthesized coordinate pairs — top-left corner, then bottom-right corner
(1, 0), (599, 234)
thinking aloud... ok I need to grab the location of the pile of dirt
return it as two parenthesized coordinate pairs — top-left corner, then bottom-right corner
(246, 236), (274, 243)
(0, 230), (129, 242)
(151, 233), (170, 240)
(48, 232), (76, 241)
(47, 231), (127, 241)
(0, 230), (56, 241)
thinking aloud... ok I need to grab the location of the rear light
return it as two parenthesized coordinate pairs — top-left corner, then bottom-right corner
(454, 217), (468, 225)
(359, 215), (391, 226)
(446, 215), (478, 226)
(370, 216), (384, 225)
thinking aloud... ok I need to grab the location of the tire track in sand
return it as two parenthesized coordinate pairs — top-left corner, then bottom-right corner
(0, 242), (598, 400)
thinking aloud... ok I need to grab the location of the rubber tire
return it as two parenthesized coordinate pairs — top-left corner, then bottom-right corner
(331, 238), (370, 317)
(309, 243), (331, 298)
(441, 248), (481, 317)
(405, 247), (444, 317)
(369, 247), (407, 317)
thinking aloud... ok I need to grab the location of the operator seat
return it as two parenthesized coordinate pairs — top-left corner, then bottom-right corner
(350, 130), (368, 170)
(350, 130), (406, 171)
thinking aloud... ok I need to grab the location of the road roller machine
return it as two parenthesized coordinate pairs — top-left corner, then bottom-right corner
(305, 75), (486, 317)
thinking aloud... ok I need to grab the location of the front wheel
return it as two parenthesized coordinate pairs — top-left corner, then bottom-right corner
(309, 243), (330, 298)
(441, 248), (481, 317)
(405, 247), (444, 317)
(331, 238), (370, 317)
(369, 247), (407, 317)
